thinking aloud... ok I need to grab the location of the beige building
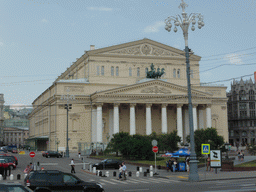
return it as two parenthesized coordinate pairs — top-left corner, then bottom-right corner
(28, 39), (228, 152)
(3, 127), (29, 148)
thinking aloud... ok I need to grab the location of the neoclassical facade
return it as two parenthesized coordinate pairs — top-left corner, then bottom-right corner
(28, 39), (228, 151)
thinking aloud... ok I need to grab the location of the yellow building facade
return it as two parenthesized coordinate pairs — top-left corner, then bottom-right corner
(28, 39), (228, 152)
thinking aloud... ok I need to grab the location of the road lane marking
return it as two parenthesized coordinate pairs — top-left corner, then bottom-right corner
(129, 178), (149, 183)
(124, 189), (149, 191)
(110, 179), (129, 184)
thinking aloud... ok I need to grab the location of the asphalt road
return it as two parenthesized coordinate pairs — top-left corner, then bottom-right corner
(2, 151), (256, 192)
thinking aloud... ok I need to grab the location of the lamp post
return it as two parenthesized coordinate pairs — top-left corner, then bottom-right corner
(61, 88), (75, 158)
(56, 138), (60, 153)
(225, 142), (229, 160)
(165, 0), (204, 182)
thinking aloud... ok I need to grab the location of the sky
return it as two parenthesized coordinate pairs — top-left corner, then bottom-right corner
(1, 0), (256, 107)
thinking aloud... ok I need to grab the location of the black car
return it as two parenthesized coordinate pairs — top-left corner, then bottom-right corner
(24, 170), (104, 192)
(0, 183), (33, 192)
(44, 151), (62, 158)
(93, 159), (122, 170)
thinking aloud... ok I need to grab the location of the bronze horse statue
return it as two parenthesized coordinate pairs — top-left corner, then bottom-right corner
(146, 63), (165, 79)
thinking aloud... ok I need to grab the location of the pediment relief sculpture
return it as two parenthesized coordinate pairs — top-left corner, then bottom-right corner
(141, 86), (172, 94)
(102, 44), (181, 57)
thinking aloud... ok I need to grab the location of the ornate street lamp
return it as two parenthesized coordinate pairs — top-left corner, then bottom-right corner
(165, 0), (205, 182)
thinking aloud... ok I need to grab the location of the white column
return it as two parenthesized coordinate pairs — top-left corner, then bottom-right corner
(177, 104), (183, 142)
(146, 104), (152, 135)
(113, 103), (120, 134)
(206, 104), (212, 128)
(92, 108), (97, 143)
(199, 107), (204, 129)
(130, 103), (136, 135)
(161, 104), (168, 134)
(108, 108), (113, 139)
(193, 104), (198, 131)
(96, 103), (103, 143)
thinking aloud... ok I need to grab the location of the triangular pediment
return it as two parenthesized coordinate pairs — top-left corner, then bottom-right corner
(97, 80), (211, 97)
(87, 38), (200, 60)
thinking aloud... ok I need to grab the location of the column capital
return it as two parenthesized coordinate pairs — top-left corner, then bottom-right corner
(146, 103), (152, 108)
(113, 103), (120, 107)
(95, 103), (103, 107)
(177, 104), (183, 108)
(206, 104), (212, 108)
(130, 103), (136, 107)
(192, 104), (198, 108)
(162, 103), (168, 108)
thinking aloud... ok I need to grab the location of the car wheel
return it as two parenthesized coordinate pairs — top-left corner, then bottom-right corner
(86, 189), (95, 192)
(9, 165), (13, 170)
(57, 155), (59, 158)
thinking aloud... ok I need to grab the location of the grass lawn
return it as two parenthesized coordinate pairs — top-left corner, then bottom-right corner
(91, 155), (206, 167)
(235, 160), (256, 167)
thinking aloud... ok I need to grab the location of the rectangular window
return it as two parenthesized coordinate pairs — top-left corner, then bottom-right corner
(101, 66), (104, 76)
(240, 111), (247, 118)
(129, 67), (132, 76)
(111, 66), (114, 76)
(137, 67), (140, 77)
(239, 103), (246, 110)
(249, 102), (255, 110)
(97, 66), (99, 76)
(116, 67), (119, 76)
(177, 69), (180, 78)
(250, 111), (255, 118)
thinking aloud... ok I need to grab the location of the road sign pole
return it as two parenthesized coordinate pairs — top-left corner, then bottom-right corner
(155, 152), (156, 174)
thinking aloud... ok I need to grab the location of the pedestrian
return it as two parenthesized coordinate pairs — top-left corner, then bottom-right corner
(186, 157), (190, 173)
(173, 159), (177, 172)
(24, 165), (30, 174)
(122, 162), (127, 180)
(29, 162), (34, 171)
(78, 152), (81, 159)
(28, 147), (30, 152)
(241, 150), (244, 161)
(238, 151), (241, 161)
(117, 165), (123, 180)
(71, 159), (76, 173)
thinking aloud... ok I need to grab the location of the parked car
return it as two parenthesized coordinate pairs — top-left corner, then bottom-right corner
(0, 154), (18, 165)
(92, 159), (122, 170)
(43, 151), (63, 158)
(11, 148), (18, 153)
(24, 170), (104, 192)
(0, 183), (33, 192)
(0, 158), (16, 170)
(0, 159), (9, 169)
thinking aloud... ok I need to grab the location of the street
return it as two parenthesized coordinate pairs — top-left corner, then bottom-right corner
(1, 151), (256, 192)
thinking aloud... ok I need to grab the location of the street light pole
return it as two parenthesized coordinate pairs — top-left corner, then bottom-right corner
(165, 0), (204, 182)
(61, 88), (75, 158)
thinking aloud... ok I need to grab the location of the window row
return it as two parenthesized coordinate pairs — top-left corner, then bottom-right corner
(4, 132), (27, 136)
(230, 120), (256, 127)
(96, 66), (195, 79)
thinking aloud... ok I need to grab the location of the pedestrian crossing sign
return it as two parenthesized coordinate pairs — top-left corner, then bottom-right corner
(201, 144), (210, 154)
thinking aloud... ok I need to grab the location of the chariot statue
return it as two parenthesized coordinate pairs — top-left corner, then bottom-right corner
(146, 63), (165, 79)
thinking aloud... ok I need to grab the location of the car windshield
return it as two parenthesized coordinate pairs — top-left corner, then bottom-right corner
(101, 159), (108, 162)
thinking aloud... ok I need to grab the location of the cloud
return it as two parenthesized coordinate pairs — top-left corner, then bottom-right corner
(10, 103), (26, 110)
(224, 53), (243, 64)
(144, 21), (165, 33)
(41, 19), (48, 23)
(87, 7), (113, 11)
(0, 42), (3, 46)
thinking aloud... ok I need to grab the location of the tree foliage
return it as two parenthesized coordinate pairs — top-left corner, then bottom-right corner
(186, 127), (224, 157)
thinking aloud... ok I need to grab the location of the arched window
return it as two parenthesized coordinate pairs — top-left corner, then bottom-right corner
(249, 90), (254, 100)
(145, 68), (148, 77)
(239, 90), (246, 101)
(190, 70), (193, 78)
(101, 66), (104, 76)
(111, 66), (114, 76)
(173, 69), (176, 78)
(177, 69), (180, 78)
(137, 67), (140, 77)
(97, 66), (100, 76)
(129, 67), (132, 76)
(116, 67), (119, 76)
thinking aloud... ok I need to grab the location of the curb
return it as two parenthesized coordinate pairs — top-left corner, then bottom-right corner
(180, 176), (256, 182)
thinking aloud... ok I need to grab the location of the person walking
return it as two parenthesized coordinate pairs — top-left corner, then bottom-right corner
(24, 165), (30, 174)
(29, 162), (34, 172)
(71, 159), (76, 173)
(186, 157), (190, 173)
(206, 155), (211, 171)
(122, 162), (127, 180)
(117, 165), (123, 180)
(241, 150), (244, 161)
(78, 152), (81, 159)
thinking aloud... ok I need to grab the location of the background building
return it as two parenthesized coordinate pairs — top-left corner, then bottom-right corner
(28, 39), (229, 152)
(3, 106), (32, 148)
(0, 94), (4, 146)
(227, 78), (256, 146)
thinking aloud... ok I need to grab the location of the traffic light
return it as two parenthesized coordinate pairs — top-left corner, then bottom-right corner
(64, 104), (72, 110)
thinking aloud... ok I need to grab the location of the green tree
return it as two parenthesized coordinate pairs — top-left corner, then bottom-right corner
(186, 127), (224, 157)
(158, 131), (181, 153)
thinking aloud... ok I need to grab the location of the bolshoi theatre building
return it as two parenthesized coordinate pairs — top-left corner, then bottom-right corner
(28, 39), (228, 152)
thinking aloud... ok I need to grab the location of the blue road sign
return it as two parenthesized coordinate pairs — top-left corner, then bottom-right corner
(201, 144), (210, 154)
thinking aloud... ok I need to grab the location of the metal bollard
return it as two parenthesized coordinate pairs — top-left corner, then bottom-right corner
(99, 171), (102, 177)
(106, 171), (109, 177)
(113, 171), (116, 177)
(136, 171), (139, 177)
(137, 166), (139, 171)
(147, 169), (149, 173)
(144, 172), (147, 177)
(89, 164), (92, 172)
(8, 167), (11, 176)
(0, 174), (2, 180)
(150, 165), (153, 171)
(139, 167), (143, 173)
(150, 171), (153, 177)
(17, 174), (21, 180)
(93, 167), (96, 174)
(128, 171), (132, 177)
(10, 174), (14, 180)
